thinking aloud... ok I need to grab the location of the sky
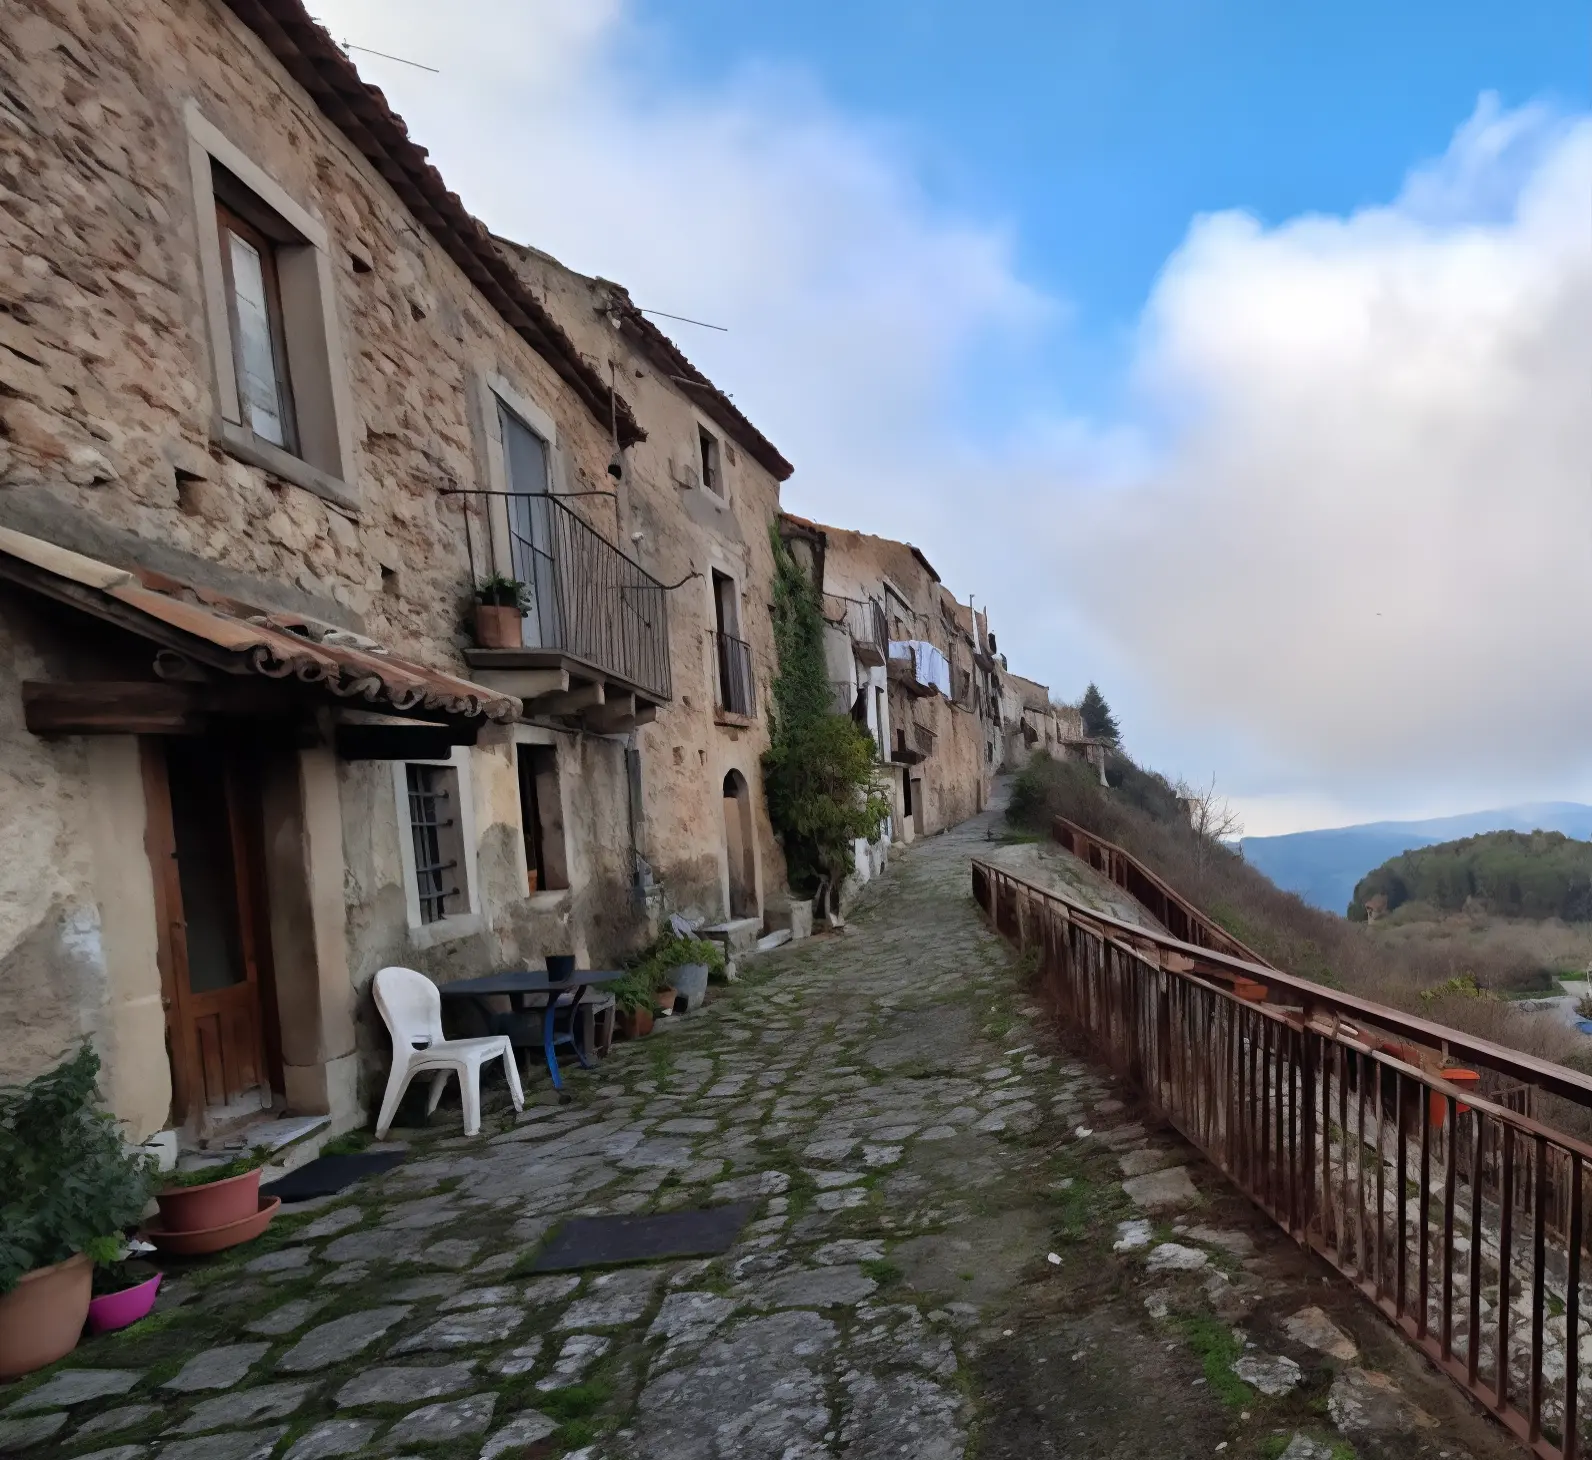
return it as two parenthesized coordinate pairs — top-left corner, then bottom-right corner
(309, 0), (1592, 837)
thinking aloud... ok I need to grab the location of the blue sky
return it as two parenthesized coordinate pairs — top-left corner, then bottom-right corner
(317, 0), (1591, 834)
(635, 0), (1589, 417)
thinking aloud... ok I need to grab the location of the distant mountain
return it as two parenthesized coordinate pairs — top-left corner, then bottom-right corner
(1241, 803), (1592, 916)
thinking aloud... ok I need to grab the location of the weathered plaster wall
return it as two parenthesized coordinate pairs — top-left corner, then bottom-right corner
(500, 246), (792, 924)
(0, 0), (698, 1115)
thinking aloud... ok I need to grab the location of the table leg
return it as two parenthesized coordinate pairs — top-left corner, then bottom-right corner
(543, 998), (564, 1094)
(570, 987), (594, 1070)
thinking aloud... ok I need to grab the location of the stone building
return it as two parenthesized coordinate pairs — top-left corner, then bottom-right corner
(778, 517), (996, 843)
(0, 0), (790, 1145)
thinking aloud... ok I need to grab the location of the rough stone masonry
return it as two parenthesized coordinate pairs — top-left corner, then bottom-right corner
(0, 795), (1529, 1458)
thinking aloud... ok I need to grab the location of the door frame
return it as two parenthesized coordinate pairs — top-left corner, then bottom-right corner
(141, 735), (280, 1131)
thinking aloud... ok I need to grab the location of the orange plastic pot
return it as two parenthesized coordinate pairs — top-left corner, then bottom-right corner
(142, 1196), (280, 1256)
(154, 1168), (262, 1234)
(0, 1252), (92, 1379)
(1430, 1069), (1480, 1126)
(616, 1007), (654, 1040)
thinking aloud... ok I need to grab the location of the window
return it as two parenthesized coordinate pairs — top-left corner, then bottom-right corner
(186, 104), (356, 508)
(712, 570), (754, 717)
(516, 744), (568, 893)
(699, 426), (722, 497)
(405, 764), (467, 924)
(216, 199), (297, 452)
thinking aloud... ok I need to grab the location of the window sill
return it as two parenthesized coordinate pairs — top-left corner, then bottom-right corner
(714, 709), (755, 729)
(407, 910), (484, 950)
(211, 418), (359, 515)
(525, 888), (571, 913)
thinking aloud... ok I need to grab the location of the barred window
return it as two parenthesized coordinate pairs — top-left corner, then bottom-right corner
(405, 763), (466, 924)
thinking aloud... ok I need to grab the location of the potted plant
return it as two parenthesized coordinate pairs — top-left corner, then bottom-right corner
(155, 1147), (267, 1231)
(0, 1045), (153, 1378)
(86, 1255), (162, 1336)
(613, 967), (656, 1040)
(473, 574), (526, 649)
(654, 987), (677, 1016)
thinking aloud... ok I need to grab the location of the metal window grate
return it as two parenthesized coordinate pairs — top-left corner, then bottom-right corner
(406, 764), (459, 924)
(714, 630), (755, 717)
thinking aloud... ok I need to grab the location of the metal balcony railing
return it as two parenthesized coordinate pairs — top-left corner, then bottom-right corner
(825, 594), (888, 666)
(714, 631), (755, 717)
(448, 490), (671, 701)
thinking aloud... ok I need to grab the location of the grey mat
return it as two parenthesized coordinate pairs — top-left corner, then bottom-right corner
(531, 1202), (753, 1270)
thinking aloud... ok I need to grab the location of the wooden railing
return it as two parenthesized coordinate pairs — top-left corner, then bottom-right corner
(974, 857), (1592, 1458)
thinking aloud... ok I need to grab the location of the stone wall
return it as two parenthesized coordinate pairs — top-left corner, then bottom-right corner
(500, 245), (791, 923)
(0, 0), (789, 1123)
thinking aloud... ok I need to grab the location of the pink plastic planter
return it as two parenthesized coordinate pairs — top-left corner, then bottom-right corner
(85, 1274), (162, 1336)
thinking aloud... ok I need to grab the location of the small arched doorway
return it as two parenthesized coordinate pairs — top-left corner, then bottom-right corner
(722, 769), (757, 918)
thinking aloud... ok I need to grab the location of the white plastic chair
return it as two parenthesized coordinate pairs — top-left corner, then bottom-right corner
(372, 966), (524, 1138)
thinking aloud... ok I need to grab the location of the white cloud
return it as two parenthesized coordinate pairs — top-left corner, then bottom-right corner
(1079, 99), (1592, 799)
(307, 4), (1591, 826)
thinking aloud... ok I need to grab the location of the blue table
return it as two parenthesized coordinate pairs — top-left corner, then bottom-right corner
(440, 969), (624, 1097)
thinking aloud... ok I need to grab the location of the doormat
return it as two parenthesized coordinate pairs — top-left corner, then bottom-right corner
(531, 1202), (752, 1271)
(261, 1151), (407, 1203)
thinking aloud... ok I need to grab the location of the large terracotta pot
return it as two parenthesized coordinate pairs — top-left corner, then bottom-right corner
(616, 1007), (654, 1040)
(474, 604), (522, 649)
(0, 1252), (92, 1379)
(154, 1168), (262, 1234)
(143, 1197), (280, 1257)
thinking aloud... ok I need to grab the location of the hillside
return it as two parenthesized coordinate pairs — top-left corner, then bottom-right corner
(1241, 802), (1592, 914)
(1005, 751), (1590, 1085)
(1350, 829), (1592, 923)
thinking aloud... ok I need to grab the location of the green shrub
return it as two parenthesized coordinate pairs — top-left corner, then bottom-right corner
(614, 929), (727, 1011)
(0, 1044), (154, 1293)
(763, 525), (890, 896)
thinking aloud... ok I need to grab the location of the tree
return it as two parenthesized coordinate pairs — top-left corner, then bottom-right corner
(1176, 774), (1244, 874)
(1079, 682), (1121, 746)
(763, 527), (890, 919)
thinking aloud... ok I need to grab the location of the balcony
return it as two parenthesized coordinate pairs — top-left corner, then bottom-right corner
(890, 718), (936, 765)
(825, 594), (888, 667)
(714, 630), (756, 719)
(452, 491), (671, 732)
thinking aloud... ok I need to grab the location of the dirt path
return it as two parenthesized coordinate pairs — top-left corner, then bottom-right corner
(0, 792), (1527, 1459)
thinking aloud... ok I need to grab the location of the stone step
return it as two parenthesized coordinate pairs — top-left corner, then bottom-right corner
(699, 917), (762, 954)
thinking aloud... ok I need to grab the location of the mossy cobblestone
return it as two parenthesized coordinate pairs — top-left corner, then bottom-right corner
(0, 792), (1528, 1459)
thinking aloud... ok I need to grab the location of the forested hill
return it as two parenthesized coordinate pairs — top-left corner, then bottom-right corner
(1349, 830), (1592, 922)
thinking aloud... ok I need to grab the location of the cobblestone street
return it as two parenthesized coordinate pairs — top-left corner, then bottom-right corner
(1, 798), (1528, 1460)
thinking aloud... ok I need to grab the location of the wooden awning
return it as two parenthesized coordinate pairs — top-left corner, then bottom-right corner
(0, 527), (520, 729)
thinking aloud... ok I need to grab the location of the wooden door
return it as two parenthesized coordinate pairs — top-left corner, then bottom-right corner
(143, 737), (271, 1129)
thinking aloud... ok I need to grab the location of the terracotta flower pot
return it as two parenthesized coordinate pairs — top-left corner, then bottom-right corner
(616, 1006), (654, 1040)
(0, 1252), (92, 1379)
(655, 988), (677, 1016)
(86, 1274), (162, 1336)
(142, 1197), (280, 1257)
(154, 1167), (262, 1234)
(474, 604), (522, 649)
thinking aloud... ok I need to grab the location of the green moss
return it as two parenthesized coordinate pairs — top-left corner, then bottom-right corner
(1172, 1311), (1250, 1408)
(860, 1259), (903, 1287)
(319, 1129), (371, 1158)
(535, 1380), (612, 1421)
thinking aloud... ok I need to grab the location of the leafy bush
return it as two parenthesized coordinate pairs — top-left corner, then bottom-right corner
(475, 572), (527, 608)
(613, 929), (726, 1012)
(763, 526), (890, 897)
(0, 1044), (154, 1293)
